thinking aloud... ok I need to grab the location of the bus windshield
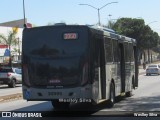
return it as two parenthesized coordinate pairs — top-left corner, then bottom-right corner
(22, 26), (89, 87)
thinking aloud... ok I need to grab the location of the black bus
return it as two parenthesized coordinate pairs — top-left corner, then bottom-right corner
(22, 25), (138, 109)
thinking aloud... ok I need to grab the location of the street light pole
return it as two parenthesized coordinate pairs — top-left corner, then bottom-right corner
(23, 0), (27, 28)
(98, 9), (100, 25)
(79, 2), (118, 26)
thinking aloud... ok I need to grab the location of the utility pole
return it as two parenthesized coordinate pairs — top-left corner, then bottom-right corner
(79, 2), (118, 26)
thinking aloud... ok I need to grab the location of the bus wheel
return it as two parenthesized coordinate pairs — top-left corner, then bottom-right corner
(51, 100), (70, 110)
(126, 90), (132, 97)
(108, 82), (115, 108)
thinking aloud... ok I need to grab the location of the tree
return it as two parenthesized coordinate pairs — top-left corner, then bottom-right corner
(0, 30), (18, 66)
(113, 18), (144, 49)
(113, 18), (160, 50)
(113, 17), (160, 63)
(107, 20), (115, 29)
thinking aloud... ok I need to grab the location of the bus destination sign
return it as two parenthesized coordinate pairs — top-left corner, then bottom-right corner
(64, 33), (78, 40)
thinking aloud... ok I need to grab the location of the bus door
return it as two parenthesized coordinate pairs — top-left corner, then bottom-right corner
(119, 43), (125, 93)
(99, 37), (106, 99)
(92, 34), (106, 101)
(96, 36), (106, 100)
(134, 46), (138, 88)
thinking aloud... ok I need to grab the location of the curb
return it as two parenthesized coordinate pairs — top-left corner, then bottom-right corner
(0, 93), (22, 103)
(139, 72), (146, 75)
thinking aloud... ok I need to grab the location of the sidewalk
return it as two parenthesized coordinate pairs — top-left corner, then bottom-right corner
(139, 66), (146, 75)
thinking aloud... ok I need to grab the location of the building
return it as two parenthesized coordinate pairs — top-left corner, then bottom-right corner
(0, 19), (33, 66)
(0, 26), (23, 65)
(0, 44), (9, 64)
(0, 19), (32, 28)
(0, 19), (26, 28)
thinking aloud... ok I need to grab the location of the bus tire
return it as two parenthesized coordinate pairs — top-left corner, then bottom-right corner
(126, 91), (132, 97)
(51, 100), (70, 110)
(108, 82), (115, 108)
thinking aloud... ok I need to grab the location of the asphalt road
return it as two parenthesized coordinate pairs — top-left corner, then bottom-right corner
(0, 84), (22, 97)
(1, 74), (160, 118)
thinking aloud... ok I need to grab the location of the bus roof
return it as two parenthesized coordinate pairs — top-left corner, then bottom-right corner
(23, 24), (136, 44)
(88, 25), (136, 44)
(88, 25), (116, 33)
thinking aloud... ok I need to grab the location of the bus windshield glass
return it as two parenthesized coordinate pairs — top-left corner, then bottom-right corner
(22, 26), (89, 87)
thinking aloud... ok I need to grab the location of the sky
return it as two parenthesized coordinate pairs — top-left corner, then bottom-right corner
(0, 0), (160, 34)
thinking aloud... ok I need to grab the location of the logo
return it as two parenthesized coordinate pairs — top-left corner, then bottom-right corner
(2, 112), (11, 117)
(49, 79), (61, 84)
(1, 112), (42, 118)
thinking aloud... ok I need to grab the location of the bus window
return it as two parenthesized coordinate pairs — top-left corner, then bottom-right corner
(113, 39), (118, 62)
(104, 37), (113, 62)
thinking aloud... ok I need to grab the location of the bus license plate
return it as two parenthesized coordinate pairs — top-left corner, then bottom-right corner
(48, 92), (62, 96)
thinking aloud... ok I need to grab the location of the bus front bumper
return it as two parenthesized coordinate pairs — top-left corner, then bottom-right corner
(22, 85), (92, 101)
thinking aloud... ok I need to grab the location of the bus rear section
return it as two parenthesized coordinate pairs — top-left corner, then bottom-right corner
(22, 26), (92, 108)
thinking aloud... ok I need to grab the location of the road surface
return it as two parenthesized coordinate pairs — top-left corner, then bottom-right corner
(1, 74), (160, 118)
(0, 84), (22, 97)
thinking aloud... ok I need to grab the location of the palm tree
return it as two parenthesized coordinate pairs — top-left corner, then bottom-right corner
(0, 30), (18, 66)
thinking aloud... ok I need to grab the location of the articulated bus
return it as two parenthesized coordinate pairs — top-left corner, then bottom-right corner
(22, 25), (138, 109)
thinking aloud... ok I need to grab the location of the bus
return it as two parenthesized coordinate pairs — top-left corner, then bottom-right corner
(22, 25), (138, 109)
